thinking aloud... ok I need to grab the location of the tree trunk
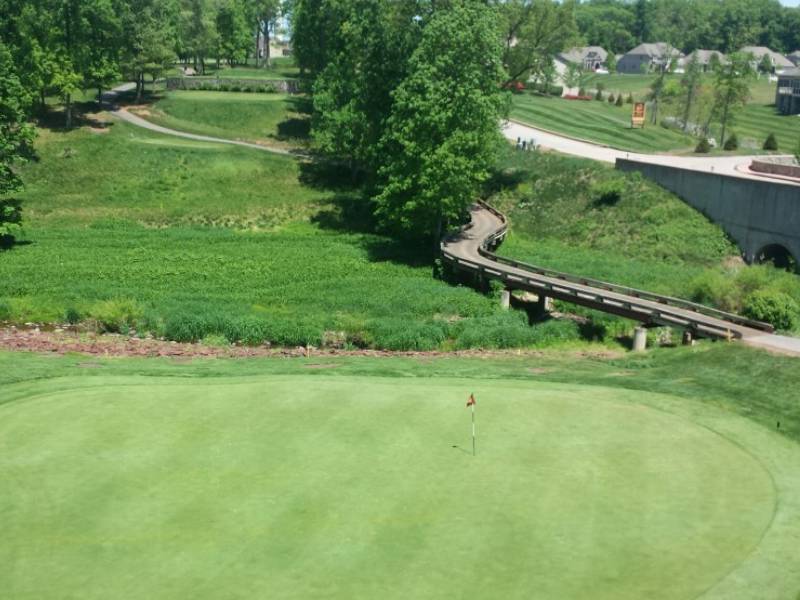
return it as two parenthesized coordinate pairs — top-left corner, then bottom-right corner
(40, 89), (46, 110)
(264, 22), (271, 68)
(682, 88), (694, 132)
(255, 27), (260, 68)
(720, 101), (729, 148)
(136, 72), (143, 103)
(65, 93), (72, 129)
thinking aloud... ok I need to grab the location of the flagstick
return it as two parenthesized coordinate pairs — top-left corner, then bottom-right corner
(471, 402), (476, 457)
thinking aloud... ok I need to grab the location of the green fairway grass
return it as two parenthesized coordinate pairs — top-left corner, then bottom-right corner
(144, 91), (310, 146)
(2, 346), (800, 599)
(510, 94), (697, 153)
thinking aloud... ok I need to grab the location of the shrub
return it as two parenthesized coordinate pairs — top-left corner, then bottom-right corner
(368, 318), (447, 351)
(615, 94), (623, 107)
(626, 93), (633, 104)
(164, 312), (220, 342)
(0, 299), (10, 321)
(591, 178), (625, 206)
(594, 88), (603, 101)
(723, 133), (738, 151)
(695, 138), (711, 153)
(63, 307), (81, 325)
(89, 298), (143, 333)
(578, 87), (587, 97)
(763, 133), (778, 151)
(607, 93), (615, 103)
(794, 136), (800, 163)
(690, 271), (739, 312)
(743, 290), (800, 331)
(0, 198), (23, 248)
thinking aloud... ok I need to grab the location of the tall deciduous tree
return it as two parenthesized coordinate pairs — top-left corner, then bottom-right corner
(311, 0), (423, 178)
(374, 0), (507, 244)
(497, 0), (578, 85)
(679, 52), (702, 131)
(711, 51), (753, 148)
(0, 43), (34, 247)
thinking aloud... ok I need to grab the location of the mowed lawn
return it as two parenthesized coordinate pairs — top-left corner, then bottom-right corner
(728, 103), (800, 153)
(509, 94), (697, 153)
(2, 365), (798, 599)
(142, 91), (310, 146)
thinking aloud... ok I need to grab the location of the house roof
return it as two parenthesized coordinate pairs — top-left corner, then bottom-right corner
(685, 49), (726, 64)
(557, 46), (609, 64)
(624, 43), (682, 58)
(740, 46), (794, 67)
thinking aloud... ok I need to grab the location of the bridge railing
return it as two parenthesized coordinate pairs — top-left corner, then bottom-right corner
(444, 200), (774, 334)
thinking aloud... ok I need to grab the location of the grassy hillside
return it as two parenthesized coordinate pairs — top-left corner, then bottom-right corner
(520, 74), (799, 153)
(489, 149), (800, 330)
(141, 91), (310, 147)
(0, 119), (581, 350)
(510, 94), (697, 152)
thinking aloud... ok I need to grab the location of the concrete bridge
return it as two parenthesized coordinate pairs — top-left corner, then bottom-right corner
(616, 159), (800, 270)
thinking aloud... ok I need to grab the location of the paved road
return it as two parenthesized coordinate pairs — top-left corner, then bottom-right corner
(103, 83), (295, 156)
(443, 204), (800, 357)
(503, 119), (799, 186)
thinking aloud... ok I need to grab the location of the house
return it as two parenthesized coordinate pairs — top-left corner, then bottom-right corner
(740, 46), (794, 72)
(683, 49), (726, 72)
(776, 68), (800, 115)
(556, 46), (609, 72)
(617, 43), (684, 74)
(787, 51), (800, 67)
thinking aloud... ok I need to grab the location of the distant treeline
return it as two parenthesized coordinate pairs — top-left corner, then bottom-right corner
(0, 0), (284, 126)
(574, 0), (800, 55)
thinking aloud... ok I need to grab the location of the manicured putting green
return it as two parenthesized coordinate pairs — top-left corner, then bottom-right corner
(0, 376), (783, 599)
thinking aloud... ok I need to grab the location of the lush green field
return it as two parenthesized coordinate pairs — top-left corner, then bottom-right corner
(1, 120), (582, 350)
(143, 91), (310, 146)
(510, 94), (697, 152)
(2, 346), (800, 599)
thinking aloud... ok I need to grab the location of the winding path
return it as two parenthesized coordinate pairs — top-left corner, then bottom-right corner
(502, 119), (799, 186)
(104, 83), (295, 156)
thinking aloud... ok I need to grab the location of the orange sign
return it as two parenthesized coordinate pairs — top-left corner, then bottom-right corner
(631, 102), (646, 128)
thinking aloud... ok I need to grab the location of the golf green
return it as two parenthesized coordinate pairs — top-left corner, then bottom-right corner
(2, 375), (798, 599)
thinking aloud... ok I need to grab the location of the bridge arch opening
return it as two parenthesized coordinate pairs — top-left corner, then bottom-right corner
(755, 244), (798, 272)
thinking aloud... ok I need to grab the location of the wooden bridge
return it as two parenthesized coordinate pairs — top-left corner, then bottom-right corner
(441, 201), (779, 343)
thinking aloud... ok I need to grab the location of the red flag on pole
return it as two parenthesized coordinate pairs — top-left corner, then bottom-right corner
(466, 393), (476, 407)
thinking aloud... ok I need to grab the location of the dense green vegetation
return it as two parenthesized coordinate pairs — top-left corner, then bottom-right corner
(510, 94), (696, 152)
(144, 91), (309, 146)
(489, 149), (800, 331)
(1, 119), (588, 350)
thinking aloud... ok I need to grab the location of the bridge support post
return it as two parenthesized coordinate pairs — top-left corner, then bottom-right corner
(682, 330), (694, 346)
(500, 290), (511, 310)
(632, 327), (647, 352)
(537, 295), (552, 313)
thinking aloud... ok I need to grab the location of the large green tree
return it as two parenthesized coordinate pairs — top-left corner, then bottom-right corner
(711, 51), (753, 148)
(0, 43), (34, 247)
(374, 0), (507, 243)
(497, 0), (578, 85)
(311, 0), (423, 178)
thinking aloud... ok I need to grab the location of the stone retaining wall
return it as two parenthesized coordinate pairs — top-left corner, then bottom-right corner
(750, 157), (800, 179)
(165, 77), (300, 94)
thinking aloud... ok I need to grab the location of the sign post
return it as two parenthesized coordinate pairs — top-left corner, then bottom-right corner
(631, 102), (646, 129)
